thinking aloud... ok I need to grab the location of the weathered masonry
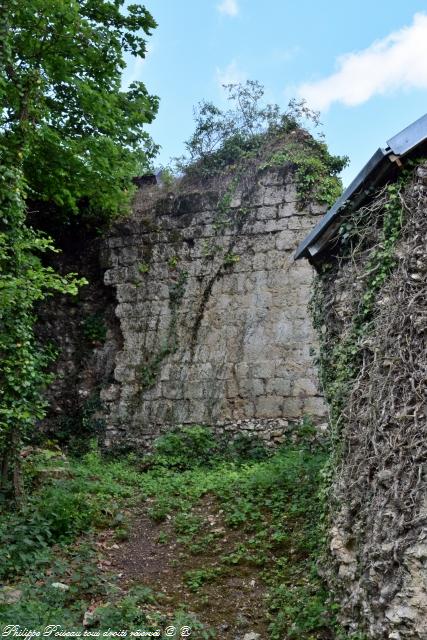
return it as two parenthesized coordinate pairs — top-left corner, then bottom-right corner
(296, 113), (427, 639)
(100, 162), (327, 449)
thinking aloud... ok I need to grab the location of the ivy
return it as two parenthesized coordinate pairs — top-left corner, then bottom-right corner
(82, 313), (107, 344)
(358, 182), (404, 320)
(223, 252), (240, 265)
(263, 139), (346, 208)
(0, 161), (86, 501)
(310, 173), (409, 501)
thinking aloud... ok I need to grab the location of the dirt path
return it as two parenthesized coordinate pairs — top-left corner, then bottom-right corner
(106, 499), (270, 639)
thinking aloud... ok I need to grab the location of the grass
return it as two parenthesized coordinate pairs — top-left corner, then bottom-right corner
(0, 426), (339, 638)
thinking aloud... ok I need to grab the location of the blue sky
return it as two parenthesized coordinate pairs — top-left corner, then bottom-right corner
(123, 1), (427, 186)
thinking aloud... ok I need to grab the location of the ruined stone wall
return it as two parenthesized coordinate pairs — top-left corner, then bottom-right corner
(37, 234), (122, 450)
(313, 165), (427, 639)
(100, 166), (327, 449)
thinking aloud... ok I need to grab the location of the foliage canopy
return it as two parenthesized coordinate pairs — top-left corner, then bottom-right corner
(1, 0), (159, 219)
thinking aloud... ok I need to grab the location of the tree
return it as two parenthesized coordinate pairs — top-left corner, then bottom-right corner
(176, 80), (347, 209)
(0, 0), (158, 500)
(1, 0), (159, 219)
(178, 80), (322, 173)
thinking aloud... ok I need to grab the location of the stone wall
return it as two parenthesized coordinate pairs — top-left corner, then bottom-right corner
(37, 233), (122, 449)
(100, 166), (327, 449)
(311, 164), (427, 639)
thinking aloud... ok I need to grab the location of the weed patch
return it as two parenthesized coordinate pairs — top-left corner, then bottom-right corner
(0, 427), (338, 638)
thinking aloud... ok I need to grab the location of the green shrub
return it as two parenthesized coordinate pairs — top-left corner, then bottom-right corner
(229, 433), (268, 461)
(148, 426), (272, 471)
(95, 587), (156, 629)
(176, 81), (323, 176)
(0, 481), (99, 579)
(151, 425), (219, 470)
(0, 446), (123, 579)
(0, 585), (79, 629)
(35, 483), (99, 539)
(184, 567), (222, 592)
(0, 507), (53, 579)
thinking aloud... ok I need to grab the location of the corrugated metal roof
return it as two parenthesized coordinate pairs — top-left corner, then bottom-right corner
(295, 113), (427, 261)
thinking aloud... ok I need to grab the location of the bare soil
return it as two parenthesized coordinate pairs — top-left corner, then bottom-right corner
(106, 498), (270, 639)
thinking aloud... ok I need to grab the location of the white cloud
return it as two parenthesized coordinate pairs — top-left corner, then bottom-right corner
(217, 0), (239, 17)
(298, 13), (427, 111)
(215, 60), (247, 90)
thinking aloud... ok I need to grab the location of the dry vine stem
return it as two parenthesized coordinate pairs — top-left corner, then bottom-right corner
(317, 164), (427, 638)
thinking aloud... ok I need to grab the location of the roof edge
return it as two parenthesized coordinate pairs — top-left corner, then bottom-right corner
(294, 112), (427, 262)
(294, 147), (389, 260)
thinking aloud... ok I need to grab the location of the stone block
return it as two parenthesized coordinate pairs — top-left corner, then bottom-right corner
(250, 220), (269, 235)
(309, 202), (327, 216)
(284, 183), (298, 202)
(265, 378), (292, 395)
(294, 378), (319, 397)
(114, 364), (136, 383)
(116, 283), (138, 303)
(234, 362), (249, 378)
(263, 186), (285, 206)
(277, 201), (296, 218)
(302, 396), (327, 417)
(226, 379), (239, 398)
(118, 247), (138, 265)
(250, 360), (276, 379)
(210, 362), (232, 380)
(256, 206), (277, 221)
(253, 236), (275, 252)
(275, 232), (297, 252)
(251, 253), (266, 270)
(266, 217), (289, 232)
(232, 400), (256, 419)
(162, 383), (183, 400)
(107, 236), (125, 249)
(282, 397), (303, 418)
(229, 190), (242, 208)
(104, 266), (128, 286)
(238, 378), (265, 397)
(287, 216), (317, 231)
(115, 349), (143, 367)
(255, 395), (283, 418)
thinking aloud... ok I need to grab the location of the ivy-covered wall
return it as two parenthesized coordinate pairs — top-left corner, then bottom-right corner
(100, 163), (328, 449)
(311, 163), (427, 639)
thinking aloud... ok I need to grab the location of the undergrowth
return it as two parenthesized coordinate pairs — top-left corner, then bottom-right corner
(0, 425), (338, 638)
